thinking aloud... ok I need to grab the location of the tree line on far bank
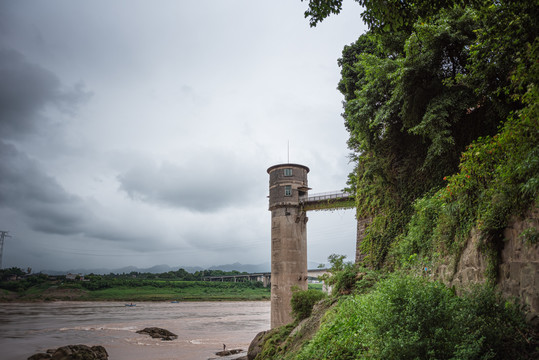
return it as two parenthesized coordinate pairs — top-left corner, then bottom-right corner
(0, 267), (263, 293)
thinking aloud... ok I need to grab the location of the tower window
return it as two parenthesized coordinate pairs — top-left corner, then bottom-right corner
(284, 168), (293, 176)
(284, 185), (292, 196)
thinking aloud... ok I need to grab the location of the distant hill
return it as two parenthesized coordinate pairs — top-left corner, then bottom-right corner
(39, 262), (267, 275)
(39, 261), (322, 275)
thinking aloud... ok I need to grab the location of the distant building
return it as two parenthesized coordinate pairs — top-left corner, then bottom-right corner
(66, 273), (80, 280)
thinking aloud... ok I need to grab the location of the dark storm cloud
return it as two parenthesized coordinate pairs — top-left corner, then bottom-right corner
(117, 155), (259, 212)
(0, 48), (91, 139)
(0, 141), (91, 235)
(0, 141), (149, 244)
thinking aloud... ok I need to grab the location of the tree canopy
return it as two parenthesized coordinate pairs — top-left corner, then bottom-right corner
(304, 0), (539, 268)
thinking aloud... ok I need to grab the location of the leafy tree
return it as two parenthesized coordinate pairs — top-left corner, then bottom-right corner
(0, 267), (26, 280)
(339, 7), (504, 267)
(313, 0), (538, 269)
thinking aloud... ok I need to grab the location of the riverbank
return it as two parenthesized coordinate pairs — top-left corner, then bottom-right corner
(0, 282), (271, 302)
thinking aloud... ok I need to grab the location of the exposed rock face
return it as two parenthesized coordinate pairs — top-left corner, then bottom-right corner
(27, 345), (108, 360)
(247, 330), (268, 360)
(136, 327), (178, 340)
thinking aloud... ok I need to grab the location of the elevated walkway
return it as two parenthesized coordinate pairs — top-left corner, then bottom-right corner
(300, 190), (355, 211)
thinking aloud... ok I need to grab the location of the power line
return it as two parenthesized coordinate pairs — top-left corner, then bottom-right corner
(0, 230), (12, 269)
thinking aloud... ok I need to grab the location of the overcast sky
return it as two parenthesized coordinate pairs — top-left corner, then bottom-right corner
(0, 1), (366, 272)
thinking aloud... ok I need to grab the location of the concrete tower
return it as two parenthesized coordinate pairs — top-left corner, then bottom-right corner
(267, 163), (310, 328)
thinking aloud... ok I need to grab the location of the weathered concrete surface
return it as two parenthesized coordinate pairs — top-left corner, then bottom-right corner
(267, 164), (309, 329)
(270, 206), (308, 328)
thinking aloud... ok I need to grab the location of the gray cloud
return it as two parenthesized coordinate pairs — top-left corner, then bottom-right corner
(0, 48), (91, 139)
(0, 141), (157, 246)
(0, 1), (362, 271)
(0, 141), (91, 235)
(117, 153), (259, 212)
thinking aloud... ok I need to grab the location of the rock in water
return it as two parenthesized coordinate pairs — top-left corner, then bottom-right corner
(27, 345), (108, 360)
(136, 327), (178, 340)
(215, 348), (243, 356)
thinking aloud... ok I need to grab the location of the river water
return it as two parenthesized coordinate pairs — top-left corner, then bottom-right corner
(0, 301), (270, 360)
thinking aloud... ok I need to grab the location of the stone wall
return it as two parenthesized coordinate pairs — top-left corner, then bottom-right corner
(355, 217), (371, 264)
(435, 208), (539, 324)
(498, 208), (539, 323)
(355, 207), (539, 323)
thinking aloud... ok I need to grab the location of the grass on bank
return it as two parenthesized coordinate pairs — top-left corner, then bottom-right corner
(85, 284), (270, 301)
(0, 280), (271, 302)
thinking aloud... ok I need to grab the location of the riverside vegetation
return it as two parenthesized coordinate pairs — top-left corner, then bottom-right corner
(0, 268), (271, 301)
(250, 0), (538, 359)
(253, 258), (538, 359)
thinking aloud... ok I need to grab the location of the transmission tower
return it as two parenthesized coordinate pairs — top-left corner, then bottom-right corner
(0, 231), (12, 269)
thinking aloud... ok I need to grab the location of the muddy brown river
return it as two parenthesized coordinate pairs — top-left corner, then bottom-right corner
(0, 301), (270, 360)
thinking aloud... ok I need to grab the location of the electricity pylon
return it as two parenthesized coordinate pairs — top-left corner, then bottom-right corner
(0, 231), (11, 269)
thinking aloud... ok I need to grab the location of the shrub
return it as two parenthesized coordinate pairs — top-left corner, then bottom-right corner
(320, 254), (359, 296)
(290, 289), (327, 321)
(295, 274), (536, 359)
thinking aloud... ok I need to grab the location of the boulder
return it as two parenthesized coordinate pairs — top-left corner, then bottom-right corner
(247, 330), (268, 360)
(28, 354), (51, 360)
(136, 327), (178, 340)
(28, 345), (108, 360)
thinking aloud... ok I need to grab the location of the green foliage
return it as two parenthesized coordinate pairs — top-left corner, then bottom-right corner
(291, 288), (327, 321)
(339, 7), (506, 268)
(337, 0), (538, 272)
(301, 0), (343, 27)
(295, 275), (536, 359)
(0, 270), (49, 292)
(85, 282), (270, 302)
(392, 194), (444, 267)
(0, 267), (270, 301)
(320, 254), (383, 296)
(303, 0), (477, 33)
(466, 0), (538, 104)
(319, 254), (358, 295)
(393, 94), (538, 278)
(519, 227), (539, 245)
(0, 267), (26, 280)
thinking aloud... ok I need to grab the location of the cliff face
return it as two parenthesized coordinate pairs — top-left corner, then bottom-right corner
(435, 208), (539, 324)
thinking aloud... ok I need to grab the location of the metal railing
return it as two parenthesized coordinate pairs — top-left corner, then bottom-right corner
(299, 190), (353, 203)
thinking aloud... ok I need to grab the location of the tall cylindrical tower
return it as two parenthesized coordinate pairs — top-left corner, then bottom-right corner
(267, 163), (310, 328)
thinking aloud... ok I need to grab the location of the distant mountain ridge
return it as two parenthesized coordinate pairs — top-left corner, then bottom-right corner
(39, 261), (322, 275)
(40, 262), (270, 275)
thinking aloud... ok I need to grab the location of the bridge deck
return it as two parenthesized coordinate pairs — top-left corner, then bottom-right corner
(203, 269), (329, 287)
(300, 191), (355, 211)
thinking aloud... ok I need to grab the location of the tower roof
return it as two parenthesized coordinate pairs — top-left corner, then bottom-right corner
(267, 163), (310, 174)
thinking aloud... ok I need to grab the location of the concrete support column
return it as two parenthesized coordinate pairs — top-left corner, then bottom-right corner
(270, 206), (308, 327)
(267, 163), (310, 328)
